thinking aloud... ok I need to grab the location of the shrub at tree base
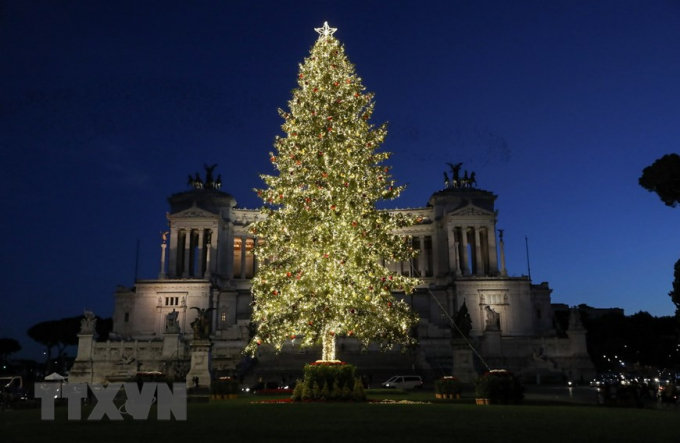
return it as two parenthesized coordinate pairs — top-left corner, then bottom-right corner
(292, 361), (366, 402)
(475, 370), (524, 404)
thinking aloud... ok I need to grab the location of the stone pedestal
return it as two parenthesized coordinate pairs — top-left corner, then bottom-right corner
(568, 329), (588, 356)
(483, 330), (502, 357)
(69, 334), (96, 383)
(162, 333), (181, 358)
(451, 339), (477, 384)
(186, 339), (212, 388)
(567, 329), (595, 382)
(75, 333), (96, 360)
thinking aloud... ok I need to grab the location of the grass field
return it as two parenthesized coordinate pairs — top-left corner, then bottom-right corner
(0, 391), (677, 443)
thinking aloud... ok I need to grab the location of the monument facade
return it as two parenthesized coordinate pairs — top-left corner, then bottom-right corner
(70, 165), (595, 385)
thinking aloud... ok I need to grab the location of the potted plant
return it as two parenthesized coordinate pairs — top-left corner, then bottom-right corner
(475, 373), (495, 404)
(436, 376), (462, 399)
(434, 379), (444, 399)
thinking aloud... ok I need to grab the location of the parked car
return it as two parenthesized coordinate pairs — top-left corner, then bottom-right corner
(381, 375), (423, 390)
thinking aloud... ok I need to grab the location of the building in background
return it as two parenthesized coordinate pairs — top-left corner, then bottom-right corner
(71, 166), (595, 385)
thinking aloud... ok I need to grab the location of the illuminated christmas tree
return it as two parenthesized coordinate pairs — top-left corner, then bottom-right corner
(245, 22), (419, 362)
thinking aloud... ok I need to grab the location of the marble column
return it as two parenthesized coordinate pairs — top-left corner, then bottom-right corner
(204, 243), (212, 278)
(168, 229), (178, 278)
(487, 225), (499, 275)
(204, 229), (214, 278)
(159, 241), (167, 279)
(183, 229), (191, 278)
(460, 227), (470, 275)
(447, 228), (457, 274)
(240, 237), (247, 279)
(499, 237), (508, 277)
(431, 225), (440, 277)
(225, 225), (234, 280)
(454, 239), (462, 277)
(418, 235), (426, 278)
(197, 229), (205, 277)
(252, 237), (258, 276)
(474, 227), (484, 276)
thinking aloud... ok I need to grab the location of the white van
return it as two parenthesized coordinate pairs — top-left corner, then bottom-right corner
(381, 375), (423, 390)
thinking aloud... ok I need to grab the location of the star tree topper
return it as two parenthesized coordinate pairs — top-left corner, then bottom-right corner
(315, 21), (337, 39)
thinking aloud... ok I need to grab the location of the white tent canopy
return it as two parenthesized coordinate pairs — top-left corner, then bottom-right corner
(44, 372), (66, 381)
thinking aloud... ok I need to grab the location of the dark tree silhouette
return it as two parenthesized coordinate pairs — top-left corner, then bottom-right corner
(583, 309), (679, 371)
(27, 317), (80, 371)
(0, 338), (21, 362)
(639, 153), (680, 207)
(670, 259), (680, 318)
(95, 317), (113, 341)
(639, 154), (680, 320)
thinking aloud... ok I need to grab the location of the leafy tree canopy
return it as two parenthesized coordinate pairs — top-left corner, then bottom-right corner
(639, 153), (680, 207)
(0, 338), (21, 361)
(670, 258), (680, 317)
(27, 316), (81, 362)
(583, 310), (679, 371)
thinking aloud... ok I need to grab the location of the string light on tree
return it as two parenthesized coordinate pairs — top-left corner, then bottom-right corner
(245, 22), (420, 362)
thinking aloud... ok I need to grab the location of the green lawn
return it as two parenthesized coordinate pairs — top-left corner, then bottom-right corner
(0, 393), (676, 443)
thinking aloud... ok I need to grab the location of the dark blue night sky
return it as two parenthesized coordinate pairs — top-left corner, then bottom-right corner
(2, 0), (679, 360)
